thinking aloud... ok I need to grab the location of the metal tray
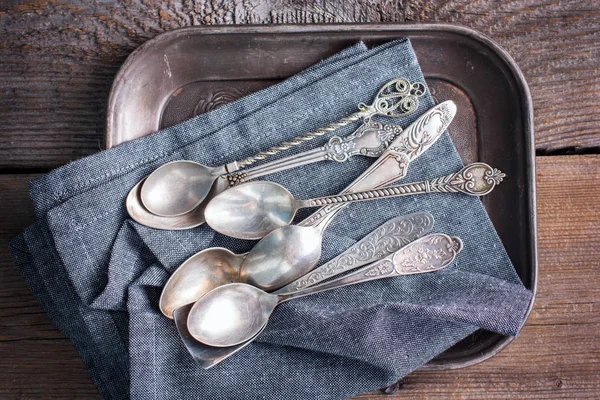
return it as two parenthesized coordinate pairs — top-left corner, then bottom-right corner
(106, 24), (537, 370)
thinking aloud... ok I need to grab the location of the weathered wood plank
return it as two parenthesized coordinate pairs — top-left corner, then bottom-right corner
(0, 174), (101, 398)
(0, 1), (598, 169)
(0, 154), (598, 398)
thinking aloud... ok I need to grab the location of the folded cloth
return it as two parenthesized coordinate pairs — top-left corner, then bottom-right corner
(10, 39), (533, 400)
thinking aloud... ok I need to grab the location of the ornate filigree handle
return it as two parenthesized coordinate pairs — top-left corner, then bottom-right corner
(277, 233), (463, 302)
(236, 78), (426, 169)
(322, 121), (404, 163)
(297, 101), (457, 232)
(359, 78), (426, 119)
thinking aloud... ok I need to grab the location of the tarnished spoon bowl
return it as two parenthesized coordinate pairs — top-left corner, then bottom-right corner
(240, 225), (323, 291)
(204, 181), (296, 240)
(159, 248), (245, 319)
(141, 160), (222, 217)
(187, 283), (276, 347)
(126, 178), (208, 230)
(173, 303), (266, 369)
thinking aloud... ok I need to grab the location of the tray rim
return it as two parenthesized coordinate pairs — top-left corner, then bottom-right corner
(106, 22), (538, 371)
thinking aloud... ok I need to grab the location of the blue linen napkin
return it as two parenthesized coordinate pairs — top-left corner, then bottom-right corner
(10, 38), (532, 400)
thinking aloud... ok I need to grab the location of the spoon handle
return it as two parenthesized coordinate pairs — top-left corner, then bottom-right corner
(277, 234), (463, 303)
(296, 163), (506, 210)
(235, 78), (425, 169)
(274, 211), (435, 293)
(224, 120), (405, 186)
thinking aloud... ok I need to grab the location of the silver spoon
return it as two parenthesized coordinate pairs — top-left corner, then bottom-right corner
(127, 100), (451, 231)
(187, 233), (463, 347)
(206, 162), (505, 239)
(159, 211), (434, 319)
(159, 248), (245, 319)
(139, 78), (425, 217)
(173, 303), (266, 369)
(126, 177), (212, 230)
(234, 163), (504, 291)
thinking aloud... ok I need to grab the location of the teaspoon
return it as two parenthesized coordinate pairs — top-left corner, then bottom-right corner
(173, 303), (266, 369)
(159, 248), (245, 319)
(206, 162), (505, 240)
(140, 78), (425, 217)
(187, 233), (463, 347)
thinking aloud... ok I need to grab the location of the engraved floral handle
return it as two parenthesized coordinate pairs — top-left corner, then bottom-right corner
(295, 163), (505, 212)
(276, 234), (463, 302)
(235, 78), (426, 169)
(225, 121), (404, 186)
(275, 211), (435, 293)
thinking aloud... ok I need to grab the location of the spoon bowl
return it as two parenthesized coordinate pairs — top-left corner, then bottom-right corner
(174, 302), (267, 369)
(141, 160), (221, 217)
(204, 181), (296, 240)
(159, 248), (244, 318)
(240, 225), (323, 291)
(126, 178), (209, 230)
(187, 283), (276, 348)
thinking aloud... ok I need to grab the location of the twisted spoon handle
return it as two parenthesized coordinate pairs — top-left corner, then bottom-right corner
(225, 120), (404, 186)
(235, 78), (425, 169)
(277, 234), (463, 303)
(237, 110), (367, 168)
(296, 163), (506, 209)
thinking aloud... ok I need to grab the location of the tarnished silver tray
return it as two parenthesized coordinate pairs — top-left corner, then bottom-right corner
(106, 24), (537, 370)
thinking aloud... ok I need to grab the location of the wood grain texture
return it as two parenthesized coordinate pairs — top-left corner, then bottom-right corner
(0, 174), (100, 398)
(0, 0), (599, 169)
(0, 155), (598, 398)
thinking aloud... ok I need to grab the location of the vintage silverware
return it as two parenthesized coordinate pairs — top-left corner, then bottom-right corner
(187, 233), (463, 347)
(159, 211), (434, 319)
(139, 78), (426, 217)
(275, 212), (436, 293)
(221, 120), (404, 186)
(171, 213), (436, 369)
(159, 248), (244, 319)
(125, 100), (449, 231)
(206, 162), (505, 240)
(162, 101), (455, 319)
(236, 163), (504, 291)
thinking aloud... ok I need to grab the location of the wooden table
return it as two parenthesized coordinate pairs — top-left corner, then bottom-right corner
(1, 1), (598, 398)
